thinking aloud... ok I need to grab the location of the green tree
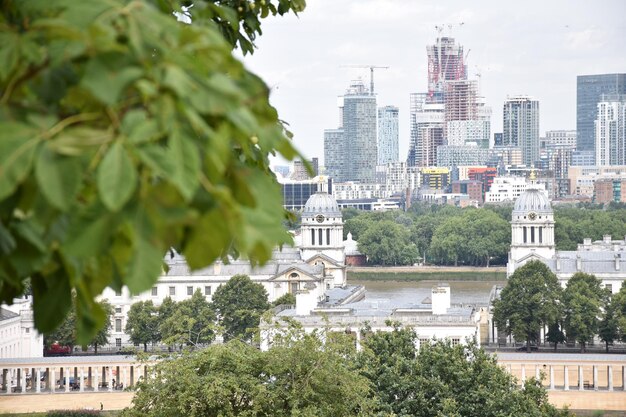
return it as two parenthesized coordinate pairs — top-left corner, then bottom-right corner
(90, 299), (113, 354)
(611, 285), (626, 343)
(160, 289), (215, 347)
(125, 300), (159, 352)
(358, 220), (419, 266)
(212, 274), (269, 341)
(0, 0), (305, 343)
(598, 293), (619, 353)
(562, 273), (605, 352)
(493, 261), (562, 352)
(546, 322), (566, 352)
(358, 326), (572, 417)
(122, 331), (373, 417)
(45, 298), (113, 353)
(271, 292), (296, 307)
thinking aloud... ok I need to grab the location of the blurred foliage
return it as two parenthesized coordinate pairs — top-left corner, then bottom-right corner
(0, 0), (304, 343)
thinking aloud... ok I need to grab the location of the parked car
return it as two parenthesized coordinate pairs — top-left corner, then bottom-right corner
(44, 342), (71, 356)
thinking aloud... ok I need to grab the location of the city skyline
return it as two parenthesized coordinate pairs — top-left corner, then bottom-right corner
(243, 0), (626, 166)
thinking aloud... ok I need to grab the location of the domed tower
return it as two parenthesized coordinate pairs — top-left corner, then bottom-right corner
(508, 185), (555, 274)
(300, 191), (345, 264)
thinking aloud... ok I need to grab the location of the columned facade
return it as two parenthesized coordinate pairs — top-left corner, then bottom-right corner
(299, 191), (345, 265)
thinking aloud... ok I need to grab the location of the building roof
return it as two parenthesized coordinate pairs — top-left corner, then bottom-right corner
(302, 192), (341, 217)
(513, 187), (552, 214)
(0, 307), (19, 322)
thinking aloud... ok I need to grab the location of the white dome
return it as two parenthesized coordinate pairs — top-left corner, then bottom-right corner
(302, 192), (341, 217)
(513, 188), (552, 214)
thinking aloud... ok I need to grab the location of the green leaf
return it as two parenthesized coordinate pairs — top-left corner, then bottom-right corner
(35, 145), (82, 211)
(126, 237), (163, 294)
(63, 209), (116, 259)
(184, 208), (232, 269)
(81, 56), (142, 105)
(136, 145), (174, 177)
(168, 132), (200, 201)
(97, 141), (137, 211)
(31, 271), (72, 333)
(0, 123), (40, 199)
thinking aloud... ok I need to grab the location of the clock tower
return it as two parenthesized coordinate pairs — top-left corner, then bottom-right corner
(299, 191), (345, 264)
(508, 186), (555, 275)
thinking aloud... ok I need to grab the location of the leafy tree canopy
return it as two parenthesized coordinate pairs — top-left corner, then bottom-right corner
(493, 261), (562, 351)
(0, 0), (305, 343)
(125, 300), (159, 351)
(212, 274), (269, 341)
(562, 272), (606, 352)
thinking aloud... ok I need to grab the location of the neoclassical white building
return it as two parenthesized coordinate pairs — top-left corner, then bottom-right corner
(0, 297), (43, 359)
(102, 190), (352, 347)
(507, 185), (626, 293)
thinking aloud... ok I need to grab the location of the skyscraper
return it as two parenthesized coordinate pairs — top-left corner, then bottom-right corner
(595, 94), (626, 166)
(407, 93), (444, 167)
(426, 36), (467, 102)
(342, 80), (377, 182)
(577, 74), (626, 155)
(444, 80), (491, 148)
(503, 96), (540, 166)
(324, 128), (344, 181)
(377, 106), (399, 165)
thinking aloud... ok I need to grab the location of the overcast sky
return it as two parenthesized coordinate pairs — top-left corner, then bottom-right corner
(243, 0), (626, 166)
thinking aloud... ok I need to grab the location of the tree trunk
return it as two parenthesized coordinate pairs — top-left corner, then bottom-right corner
(527, 340), (531, 353)
(580, 341), (585, 353)
(454, 255), (458, 267)
(94, 343), (98, 355)
(553, 342), (558, 352)
(486, 255), (490, 268)
(605, 341), (609, 353)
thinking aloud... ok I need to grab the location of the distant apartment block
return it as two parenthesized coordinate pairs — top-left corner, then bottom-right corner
(377, 106), (399, 165)
(595, 94), (626, 166)
(436, 144), (489, 168)
(594, 178), (626, 203)
(407, 93), (444, 167)
(343, 80), (377, 182)
(451, 180), (484, 204)
(572, 150), (595, 167)
(421, 167), (450, 190)
(324, 128), (345, 181)
(485, 176), (543, 203)
(503, 96), (540, 166)
(577, 73), (626, 155)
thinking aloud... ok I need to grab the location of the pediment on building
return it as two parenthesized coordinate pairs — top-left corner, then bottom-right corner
(305, 253), (342, 267)
(269, 265), (322, 282)
(515, 252), (550, 265)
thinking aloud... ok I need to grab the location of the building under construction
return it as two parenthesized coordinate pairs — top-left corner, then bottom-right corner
(427, 36), (467, 103)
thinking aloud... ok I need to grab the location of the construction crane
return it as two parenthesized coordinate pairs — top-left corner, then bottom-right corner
(340, 65), (389, 95)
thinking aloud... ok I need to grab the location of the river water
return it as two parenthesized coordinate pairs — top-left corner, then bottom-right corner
(349, 280), (507, 307)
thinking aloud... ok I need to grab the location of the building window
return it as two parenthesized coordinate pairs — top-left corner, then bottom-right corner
(115, 307), (122, 314)
(187, 286), (193, 296)
(151, 287), (158, 296)
(539, 227), (543, 244)
(115, 289), (122, 297)
(115, 338), (122, 348)
(318, 229), (323, 245)
(204, 286), (211, 296)
(115, 319), (122, 332)
(290, 282), (299, 294)
(530, 226), (535, 243)
(311, 229), (315, 245)
(451, 338), (460, 346)
(25, 328), (30, 334)
(523, 227), (527, 243)
(169, 286), (175, 296)
(326, 229), (330, 245)
(605, 284), (613, 293)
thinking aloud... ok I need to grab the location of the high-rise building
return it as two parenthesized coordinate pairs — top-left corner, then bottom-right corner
(503, 96), (540, 166)
(494, 133), (503, 146)
(545, 144), (574, 197)
(343, 80), (377, 182)
(427, 36), (467, 102)
(436, 145), (489, 168)
(324, 128), (345, 181)
(377, 106), (399, 165)
(577, 73), (626, 155)
(408, 93), (444, 167)
(545, 130), (577, 148)
(595, 94), (626, 166)
(443, 80), (491, 148)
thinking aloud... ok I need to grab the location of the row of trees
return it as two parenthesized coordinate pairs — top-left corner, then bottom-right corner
(122, 326), (571, 417)
(494, 261), (626, 352)
(46, 275), (279, 352)
(126, 274), (271, 350)
(344, 203), (626, 266)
